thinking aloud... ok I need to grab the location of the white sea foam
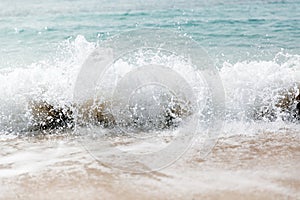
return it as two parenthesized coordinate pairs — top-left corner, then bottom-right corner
(0, 35), (299, 134)
(221, 53), (300, 120)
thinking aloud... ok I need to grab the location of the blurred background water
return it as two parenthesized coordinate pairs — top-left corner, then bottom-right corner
(0, 0), (299, 68)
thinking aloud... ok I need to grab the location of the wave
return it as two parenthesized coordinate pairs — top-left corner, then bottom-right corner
(221, 52), (300, 121)
(0, 35), (299, 134)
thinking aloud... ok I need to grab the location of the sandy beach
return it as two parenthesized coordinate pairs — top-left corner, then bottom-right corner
(1, 129), (299, 200)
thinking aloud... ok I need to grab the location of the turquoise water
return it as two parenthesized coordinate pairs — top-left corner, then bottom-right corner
(0, 0), (299, 67)
(0, 0), (300, 133)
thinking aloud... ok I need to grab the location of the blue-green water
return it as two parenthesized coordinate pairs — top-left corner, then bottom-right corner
(0, 0), (299, 67)
(0, 0), (300, 133)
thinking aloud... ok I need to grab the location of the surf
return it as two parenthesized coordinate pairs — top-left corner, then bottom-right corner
(0, 35), (300, 135)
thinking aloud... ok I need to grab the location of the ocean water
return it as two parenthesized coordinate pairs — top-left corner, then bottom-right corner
(1, 0), (300, 67)
(0, 0), (300, 199)
(0, 0), (300, 133)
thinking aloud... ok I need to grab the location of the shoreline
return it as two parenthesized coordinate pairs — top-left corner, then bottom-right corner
(1, 130), (299, 199)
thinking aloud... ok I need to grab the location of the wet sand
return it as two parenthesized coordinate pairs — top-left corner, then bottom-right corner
(0, 130), (299, 200)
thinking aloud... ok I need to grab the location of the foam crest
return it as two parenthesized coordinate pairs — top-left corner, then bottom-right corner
(220, 53), (300, 121)
(0, 35), (299, 134)
(0, 35), (96, 133)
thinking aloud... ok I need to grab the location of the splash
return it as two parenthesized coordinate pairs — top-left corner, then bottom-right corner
(220, 52), (300, 122)
(0, 35), (96, 134)
(0, 35), (299, 135)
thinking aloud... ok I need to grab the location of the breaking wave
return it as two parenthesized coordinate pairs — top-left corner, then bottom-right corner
(0, 35), (299, 134)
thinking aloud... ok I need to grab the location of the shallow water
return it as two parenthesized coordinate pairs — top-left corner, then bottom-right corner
(1, 126), (299, 199)
(0, 0), (300, 199)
